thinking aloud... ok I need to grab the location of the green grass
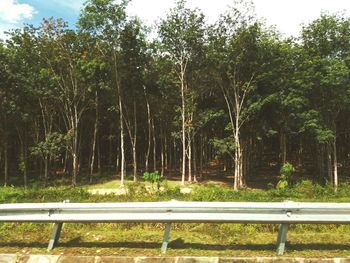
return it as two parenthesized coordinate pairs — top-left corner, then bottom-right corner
(85, 178), (184, 190)
(1, 223), (350, 257)
(2, 180), (350, 257)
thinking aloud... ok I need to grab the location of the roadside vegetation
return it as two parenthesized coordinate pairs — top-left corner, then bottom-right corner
(1, 0), (350, 257)
(1, 0), (350, 192)
(2, 179), (350, 257)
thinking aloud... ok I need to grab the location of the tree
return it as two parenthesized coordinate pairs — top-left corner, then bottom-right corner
(79, 0), (129, 186)
(38, 18), (91, 186)
(209, 6), (264, 190)
(300, 14), (350, 188)
(158, 0), (206, 184)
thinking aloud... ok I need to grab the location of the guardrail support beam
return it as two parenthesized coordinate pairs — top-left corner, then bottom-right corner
(161, 223), (171, 253)
(48, 222), (63, 250)
(276, 223), (289, 255)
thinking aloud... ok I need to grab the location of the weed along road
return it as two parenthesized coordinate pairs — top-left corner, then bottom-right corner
(2, 200), (350, 257)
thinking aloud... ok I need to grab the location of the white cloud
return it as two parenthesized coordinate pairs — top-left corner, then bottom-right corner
(0, 0), (35, 24)
(127, 0), (350, 37)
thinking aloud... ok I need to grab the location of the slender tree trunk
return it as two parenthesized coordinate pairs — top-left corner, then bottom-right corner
(17, 126), (27, 189)
(97, 136), (101, 175)
(173, 137), (177, 171)
(298, 139), (303, 168)
(181, 71), (186, 185)
(4, 140), (8, 187)
(187, 132), (192, 182)
(63, 148), (68, 174)
(90, 91), (99, 183)
(113, 52), (125, 186)
(199, 130), (203, 180)
(71, 114), (79, 187)
(44, 156), (48, 186)
(134, 101), (138, 181)
(333, 126), (338, 190)
(108, 128), (113, 170)
(23, 145), (28, 190)
(116, 141), (120, 173)
(144, 86), (151, 172)
(280, 131), (287, 165)
(193, 137), (197, 182)
(152, 119), (156, 171)
(327, 143), (333, 185)
(318, 144), (325, 182)
(168, 137), (172, 171)
(161, 131), (164, 177)
(233, 130), (244, 190)
(119, 102), (125, 186)
(164, 133), (168, 170)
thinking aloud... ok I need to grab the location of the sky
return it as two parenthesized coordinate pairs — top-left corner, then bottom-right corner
(0, 0), (349, 39)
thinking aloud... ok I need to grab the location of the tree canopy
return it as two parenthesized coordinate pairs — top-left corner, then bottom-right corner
(1, 1), (350, 190)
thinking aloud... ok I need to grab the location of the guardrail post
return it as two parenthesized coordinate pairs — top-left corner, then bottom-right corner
(161, 223), (171, 253)
(48, 222), (63, 250)
(276, 223), (289, 255)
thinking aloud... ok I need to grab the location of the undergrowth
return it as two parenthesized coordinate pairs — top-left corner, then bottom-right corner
(2, 179), (350, 203)
(1, 180), (350, 257)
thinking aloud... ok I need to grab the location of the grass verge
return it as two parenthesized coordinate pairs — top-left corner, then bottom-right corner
(2, 180), (350, 257)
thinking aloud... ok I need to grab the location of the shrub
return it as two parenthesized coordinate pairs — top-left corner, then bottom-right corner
(294, 179), (315, 198)
(276, 162), (295, 190)
(142, 171), (161, 189)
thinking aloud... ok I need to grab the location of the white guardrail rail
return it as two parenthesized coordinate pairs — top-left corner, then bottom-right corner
(1, 200), (350, 255)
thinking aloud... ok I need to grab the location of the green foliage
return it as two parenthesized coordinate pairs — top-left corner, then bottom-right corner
(276, 162), (295, 190)
(210, 136), (236, 158)
(142, 171), (161, 189)
(30, 132), (67, 160)
(18, 155), (26, 174)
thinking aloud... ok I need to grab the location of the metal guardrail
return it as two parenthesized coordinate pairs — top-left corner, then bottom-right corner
(1, 200), (350, 254)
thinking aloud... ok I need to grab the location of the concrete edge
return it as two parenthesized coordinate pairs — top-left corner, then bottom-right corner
(1, 255), (350, 263)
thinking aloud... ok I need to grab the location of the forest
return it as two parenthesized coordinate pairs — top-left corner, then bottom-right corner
(1, 0), (350, 191)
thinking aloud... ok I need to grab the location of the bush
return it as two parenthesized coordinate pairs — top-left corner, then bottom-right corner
(142, 171), (161, 189)
(276, 162), (295, 190)
(294, 180), (315, 198)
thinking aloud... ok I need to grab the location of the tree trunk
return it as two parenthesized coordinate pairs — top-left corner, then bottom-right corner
(144, 86), (151, 172)
(63, 148), (68, 174)
(327, 143), (333, 185)
(181, 77), (186, 185)
(119, 102), (125, 186)
(17, 126), (27, 189)
(188, 133), (192, 182)
(318, 144), (325, 182)
(23, 147), (28, 190)
(164, 133), (168, 170)
(71, 116), (79, 187)
(4, 139), (8, 187)
(132, 100), (139, 182)
(180, 64), (187, 185)
(234, 129), (243, 190)
(161, 131), (165, 177)
(72, 151), (78, 186)
(115, 71), (125, 186)
(97, 136), (101, 175)
(44, 156), (48, 186)
(90, 90), (99, 184)
(280, 131), (287, 165)
(193, 137), (197, 182)
(333, 125), (338, 190)
(199, 130), (203, 180)
(173, 137), (177, 171)
(108, 128), (113, 170)
(152, 119), (156, 171)
(132, 144), (137, 181)
(298, 139), (303, 168)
